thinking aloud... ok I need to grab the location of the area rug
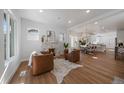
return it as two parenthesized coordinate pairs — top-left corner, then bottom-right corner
(51, 58), (82, 84)
(112, 76), (124, 84)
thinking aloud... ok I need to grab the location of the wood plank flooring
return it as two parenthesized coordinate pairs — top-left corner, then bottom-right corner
(9, 52), (124, 84)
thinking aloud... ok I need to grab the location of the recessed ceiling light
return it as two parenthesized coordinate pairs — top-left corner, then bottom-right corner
(94, 21), (98, 25)
(39, 10), (44, 13)
(68, 20), (71, 23)
(86, 10), (90, 13)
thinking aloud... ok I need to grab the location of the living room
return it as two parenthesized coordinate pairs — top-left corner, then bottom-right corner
(0, 9), (124, 84)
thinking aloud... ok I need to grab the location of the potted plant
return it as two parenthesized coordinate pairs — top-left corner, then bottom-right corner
(64, 43), (69, 60)
(64, 43), (69, 49)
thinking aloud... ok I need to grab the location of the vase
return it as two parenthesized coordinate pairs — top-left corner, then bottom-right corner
(64, 49), (68, 60)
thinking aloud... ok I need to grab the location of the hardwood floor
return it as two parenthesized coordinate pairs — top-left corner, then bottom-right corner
(9, 52), (124, 84)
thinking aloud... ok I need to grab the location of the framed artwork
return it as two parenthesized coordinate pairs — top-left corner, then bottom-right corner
(27, 28), (39, 40)
(47, 30), (55, 42)
(47, 30), (52, 37)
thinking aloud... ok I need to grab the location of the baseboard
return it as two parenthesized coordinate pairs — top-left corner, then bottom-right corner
(4, 61), (21, 84)
(5, 58), (29, 83)
(1, 58), (33, 84)
(0, 65), (8, 83)
(20, 58), (28, 62)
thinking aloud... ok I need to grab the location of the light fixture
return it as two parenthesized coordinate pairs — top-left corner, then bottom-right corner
(39, 10), (44, 13)
(68, 20), (71, 23)
(94, 21), (98, 25)
(86, 10), (90, 13)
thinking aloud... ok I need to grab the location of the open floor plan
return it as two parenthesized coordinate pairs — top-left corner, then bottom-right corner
(0, 9), (124, 84)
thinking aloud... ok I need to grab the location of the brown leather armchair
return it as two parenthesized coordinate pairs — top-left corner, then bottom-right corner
(31, 54), (54, 76)
(67, 49), (80, 63)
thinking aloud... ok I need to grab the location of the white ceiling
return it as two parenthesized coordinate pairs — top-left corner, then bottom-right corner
(12, 9), (119, 28)
(68, 9), (124, 35)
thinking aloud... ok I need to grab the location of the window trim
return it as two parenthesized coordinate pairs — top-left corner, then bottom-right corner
(3, 10), (17, 67)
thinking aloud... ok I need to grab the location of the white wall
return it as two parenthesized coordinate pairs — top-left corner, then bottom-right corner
(0, 10), (5, 79)
(0, 10), (21, 83)
(89, 31), (117, 49)
(0, 13), (68, 83)
(117, 30), (124, 43)
(21, 18), (67, 60)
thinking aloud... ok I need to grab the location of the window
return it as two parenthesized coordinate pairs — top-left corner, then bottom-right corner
(70, 35), (78, 48)
(3, 10), (16, 65)
(3, 13), (8, 60)
(10, 17), (15, 57)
